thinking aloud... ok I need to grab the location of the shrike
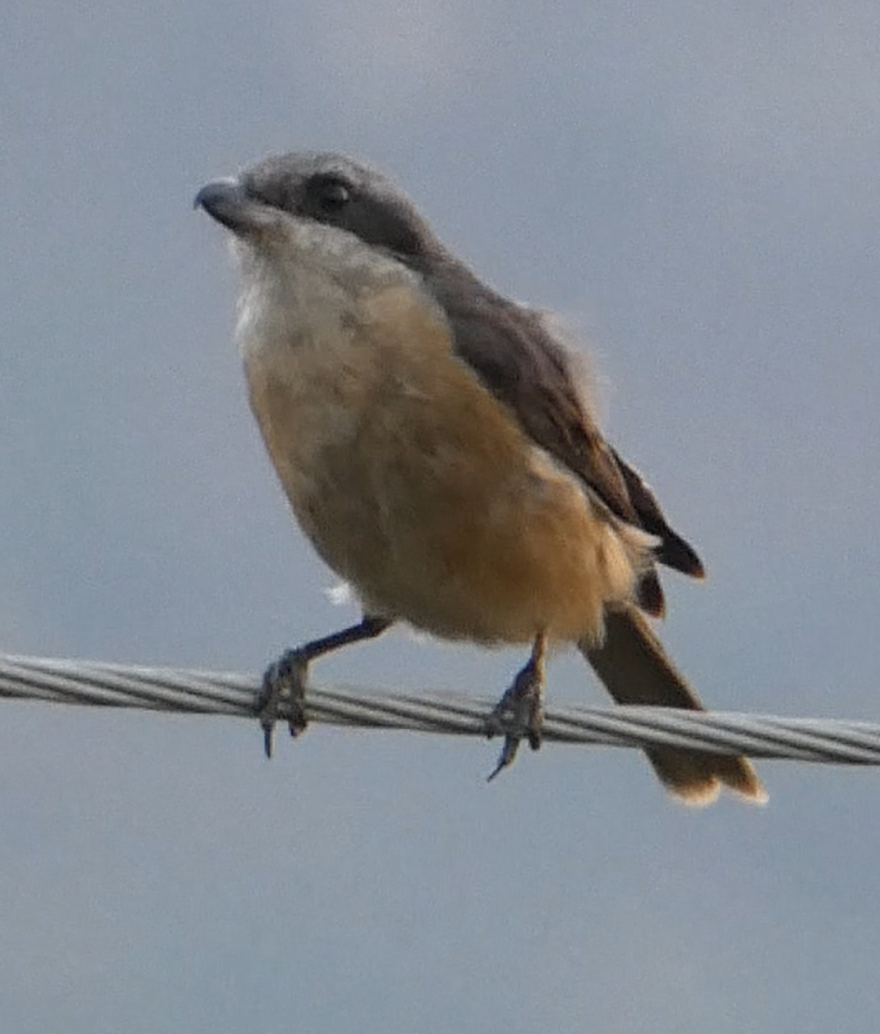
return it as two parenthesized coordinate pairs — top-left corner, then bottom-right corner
(196, 152), (765, 804)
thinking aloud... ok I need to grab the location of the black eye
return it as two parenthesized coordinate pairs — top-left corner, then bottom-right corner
(312, 176), (352, 212)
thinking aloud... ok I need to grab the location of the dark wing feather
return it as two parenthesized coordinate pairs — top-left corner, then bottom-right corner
(426, 267), (635, 520)
(611, 450), (705, 578)
(424, 264), (704, 607)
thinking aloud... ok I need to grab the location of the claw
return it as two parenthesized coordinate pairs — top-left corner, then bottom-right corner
(255, 668), (278, 759)
(256, 673), (280, 759)
(254, 617), (393, 756)
(483, 631), (547, 781)
(486, 735), (521, 781)
(262, 721), (274, 760)
(256, 649), (309, 757)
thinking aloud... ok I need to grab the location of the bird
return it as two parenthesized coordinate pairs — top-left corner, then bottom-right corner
(195, 151), (766, 804)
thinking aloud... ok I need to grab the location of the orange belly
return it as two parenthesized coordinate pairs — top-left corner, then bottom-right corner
(244, 282), (652, 645)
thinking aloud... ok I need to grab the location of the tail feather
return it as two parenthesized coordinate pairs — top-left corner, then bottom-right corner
(579, 606), (766, 805)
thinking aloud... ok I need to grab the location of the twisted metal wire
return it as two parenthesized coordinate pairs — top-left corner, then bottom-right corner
(1, 652), (879, 765)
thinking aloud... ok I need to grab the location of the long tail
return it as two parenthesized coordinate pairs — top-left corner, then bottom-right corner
(579, 606), (767, 805)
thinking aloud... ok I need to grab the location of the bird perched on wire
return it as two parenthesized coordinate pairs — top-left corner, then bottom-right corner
(196, 151), (765, 804)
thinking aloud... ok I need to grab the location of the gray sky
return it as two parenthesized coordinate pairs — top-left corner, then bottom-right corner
(3, 2), (880, 1032)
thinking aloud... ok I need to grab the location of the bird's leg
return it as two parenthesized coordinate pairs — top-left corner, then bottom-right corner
(257, 615), (393, 757)
(485, 630), (547, 781)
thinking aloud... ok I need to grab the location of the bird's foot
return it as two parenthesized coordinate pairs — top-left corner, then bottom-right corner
(484, 658), (545, 781)
(256, 648), (310, 758)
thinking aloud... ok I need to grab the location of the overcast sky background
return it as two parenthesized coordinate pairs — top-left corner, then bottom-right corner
(3, 2), (880, 1032)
